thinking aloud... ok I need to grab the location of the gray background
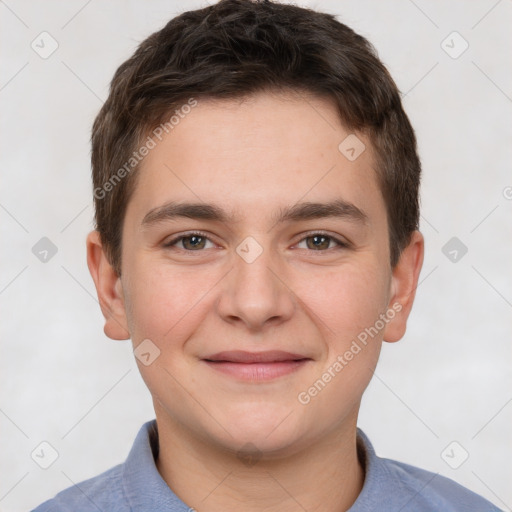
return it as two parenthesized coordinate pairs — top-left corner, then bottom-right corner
(1, 1), (511, 510)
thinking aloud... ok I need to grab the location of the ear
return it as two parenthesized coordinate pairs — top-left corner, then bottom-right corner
(382, 230), (424, 343)
(86, 230), (130, 340)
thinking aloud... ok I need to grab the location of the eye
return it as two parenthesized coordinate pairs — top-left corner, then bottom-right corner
(296, 233), (348, 251)
(163, 231), (349, 253)
(163, 232), (216, 251)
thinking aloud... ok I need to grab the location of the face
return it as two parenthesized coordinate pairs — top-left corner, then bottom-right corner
(88, 90), (423, 458)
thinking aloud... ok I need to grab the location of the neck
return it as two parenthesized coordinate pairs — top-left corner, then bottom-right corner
(154, 408), (365, 512)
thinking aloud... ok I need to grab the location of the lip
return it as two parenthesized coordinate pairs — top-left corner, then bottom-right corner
(202, 350), (312, 381)
(204, 350), (309, 363)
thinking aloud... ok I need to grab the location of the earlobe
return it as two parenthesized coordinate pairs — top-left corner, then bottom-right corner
(382, 231), (424, 343)
(86, 230), (131, 340)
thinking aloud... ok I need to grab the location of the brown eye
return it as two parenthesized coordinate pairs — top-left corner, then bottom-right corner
(181, 235), (207, 250)
(164, 232), (215, 251)
(306, 235), (331, 250)
(297, 233), (346, 251)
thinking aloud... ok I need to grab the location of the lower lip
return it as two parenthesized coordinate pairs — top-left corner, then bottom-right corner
(203, 360), (310, 381)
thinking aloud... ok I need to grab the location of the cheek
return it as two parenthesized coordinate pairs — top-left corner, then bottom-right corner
(293, 264), (387, 419)
(125, 261), (216, 344)
(292, 260), (390, 343)
(124, 263), (214, 401)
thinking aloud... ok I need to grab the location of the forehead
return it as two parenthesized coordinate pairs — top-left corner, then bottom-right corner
(127, 90), (384, 225)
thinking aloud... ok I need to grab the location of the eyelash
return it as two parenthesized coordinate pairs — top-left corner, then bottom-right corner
(163, 231), (349, 253)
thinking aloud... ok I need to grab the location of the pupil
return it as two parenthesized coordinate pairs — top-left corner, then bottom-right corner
(310, 235), (328, 250)
(185, 235), (203, 249)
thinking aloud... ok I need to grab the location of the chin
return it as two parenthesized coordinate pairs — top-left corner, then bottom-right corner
(205, 401), (309, 456)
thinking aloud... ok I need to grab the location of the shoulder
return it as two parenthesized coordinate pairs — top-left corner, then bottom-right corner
(381, 457), (502, 511)
(31, 463), (127, 512)
(354, 429), (503, 512)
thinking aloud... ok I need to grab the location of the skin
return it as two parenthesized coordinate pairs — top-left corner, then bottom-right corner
(87, 89), (424, 512)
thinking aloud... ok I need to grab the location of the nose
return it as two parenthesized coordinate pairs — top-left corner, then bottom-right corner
(216, 238), (295, 332)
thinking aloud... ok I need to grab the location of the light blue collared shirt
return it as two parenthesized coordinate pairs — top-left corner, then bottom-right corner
(32, 419), (503, 511)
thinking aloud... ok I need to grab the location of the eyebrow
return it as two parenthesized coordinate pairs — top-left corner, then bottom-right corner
(141, 199), (368, 229)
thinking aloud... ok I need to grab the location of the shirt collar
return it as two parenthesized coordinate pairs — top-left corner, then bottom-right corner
(122, 419), (191, 511)
(349, 427), (387, 510)
(122, 419), (381, 511)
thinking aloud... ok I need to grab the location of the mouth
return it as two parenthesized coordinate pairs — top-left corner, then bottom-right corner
(202, 350), (312, 381)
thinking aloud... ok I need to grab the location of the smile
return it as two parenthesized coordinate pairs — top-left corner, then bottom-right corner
(202, 350), (312, 381)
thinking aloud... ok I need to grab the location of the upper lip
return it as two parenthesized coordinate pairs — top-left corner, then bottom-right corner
(203, 350), (310, 363)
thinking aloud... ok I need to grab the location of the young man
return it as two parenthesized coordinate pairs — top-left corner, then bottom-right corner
(33, 0), (502, 510)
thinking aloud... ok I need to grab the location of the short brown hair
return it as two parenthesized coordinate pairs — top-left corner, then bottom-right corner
(91, 0), (421, 275)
